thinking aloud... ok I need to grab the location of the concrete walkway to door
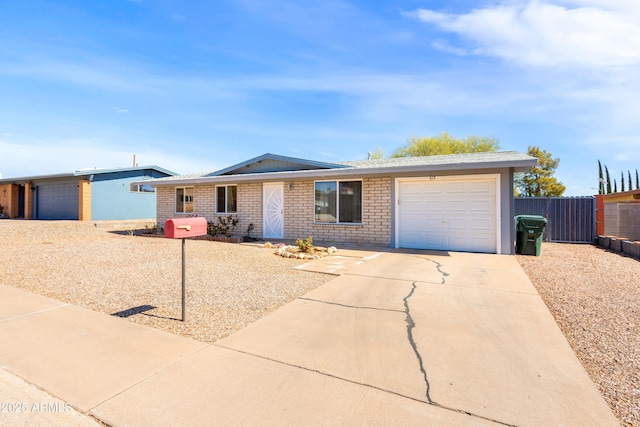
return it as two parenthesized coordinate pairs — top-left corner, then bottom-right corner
(0, 248), (618, 426)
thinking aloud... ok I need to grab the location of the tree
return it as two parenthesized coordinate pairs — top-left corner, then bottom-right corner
(598, 160), (605, 194)
(598, 162), (640, 193)
(367, 147), (384, 160)
(515, 146), (566, 197)
(391, 132), (500, 157)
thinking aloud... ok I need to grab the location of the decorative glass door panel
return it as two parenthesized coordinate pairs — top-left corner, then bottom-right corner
(263, 183), (284, 238)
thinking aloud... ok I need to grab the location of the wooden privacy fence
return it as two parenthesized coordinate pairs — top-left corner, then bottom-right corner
(514, 197), (596, 243)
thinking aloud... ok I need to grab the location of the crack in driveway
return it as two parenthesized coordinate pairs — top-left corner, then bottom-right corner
(298, 297), (404, 313)
(417, 255), (450, 285)
(401, 256), (449, 404)
(403, 281), (434, 404)
(292, 254), (519, 425)
(399, 260), (521, 426)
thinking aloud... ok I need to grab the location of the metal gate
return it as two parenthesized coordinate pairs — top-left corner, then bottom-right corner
(514, 197), (596, 243)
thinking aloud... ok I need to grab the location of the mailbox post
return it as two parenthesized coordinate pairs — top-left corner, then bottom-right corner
(165, 217), (208, 321)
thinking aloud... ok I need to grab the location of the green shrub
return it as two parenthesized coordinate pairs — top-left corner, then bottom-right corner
(296, 236), (314, 252)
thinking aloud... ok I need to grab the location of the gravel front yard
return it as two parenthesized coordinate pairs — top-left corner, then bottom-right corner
(0, 220), (332, 343)
(517, 243), (639, 427)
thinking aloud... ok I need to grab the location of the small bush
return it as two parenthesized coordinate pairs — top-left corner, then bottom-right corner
(296, 236), (314, 252)
(144, 221), (163, 234)
(208, 216), (239, 237)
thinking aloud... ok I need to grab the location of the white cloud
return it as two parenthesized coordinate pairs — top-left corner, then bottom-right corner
(2, 58), (156, 93)
(0, 138), (212, 178)
(430, 39), (467, 56)
(411, 1), (640, 69)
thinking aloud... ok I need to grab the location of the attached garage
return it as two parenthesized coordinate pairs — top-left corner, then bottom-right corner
(36, 182), (79, 220)
(142, 152), (537, 255)
(396, 175), (499, 253)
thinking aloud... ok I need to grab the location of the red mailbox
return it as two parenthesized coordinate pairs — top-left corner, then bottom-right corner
(165, 217), (208, 239)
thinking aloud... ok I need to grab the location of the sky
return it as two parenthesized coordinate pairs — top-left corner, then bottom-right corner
(1, 0), (639, 196)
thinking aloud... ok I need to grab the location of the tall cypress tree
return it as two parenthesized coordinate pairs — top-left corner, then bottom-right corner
(605, 166), (612, 194)
(598, 160), (604, 194)
(614, 179), (618, 193)
(629, 171), (633, 191)
(621, 172), (626, 192)
(636, 169), (639, 190)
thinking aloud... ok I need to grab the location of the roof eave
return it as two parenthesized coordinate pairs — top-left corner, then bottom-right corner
(141, 159), (538, 187)
(74, 165), (178, 177)
(0, 172), (76, 184)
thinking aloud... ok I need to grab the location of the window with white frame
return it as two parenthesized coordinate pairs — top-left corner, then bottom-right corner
(129, 183), (155, 193)
(176, 187), (194, 213)
(314, 180), (362, 223)
(216, 185), (237, 213)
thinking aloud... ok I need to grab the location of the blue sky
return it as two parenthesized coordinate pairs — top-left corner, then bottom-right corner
(1, 0), (639, 196)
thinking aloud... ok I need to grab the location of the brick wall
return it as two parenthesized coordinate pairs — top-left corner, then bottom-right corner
(157, 185), (219, 226)
(284, 177), (391, 246)
(236, 182), (263, 238)
(157, 184), (261, 237)
(604, 202), (640, 241)
(157, 178), (392, 245)
(156, 187), (173, 228)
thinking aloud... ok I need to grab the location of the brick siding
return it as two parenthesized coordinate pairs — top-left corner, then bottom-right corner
(284, 177), (391, 245)
(157, 177), (392, 245)
(157, 183), (261, 237)
(604, 202), (640, 241)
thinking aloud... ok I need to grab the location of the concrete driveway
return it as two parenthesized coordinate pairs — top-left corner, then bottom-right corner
(0, 248), (618, 426)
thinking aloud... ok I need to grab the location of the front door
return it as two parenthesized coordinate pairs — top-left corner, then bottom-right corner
(263, 183), (284, 239)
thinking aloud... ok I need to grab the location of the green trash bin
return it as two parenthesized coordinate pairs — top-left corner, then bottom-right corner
(515, 215), (547, 256)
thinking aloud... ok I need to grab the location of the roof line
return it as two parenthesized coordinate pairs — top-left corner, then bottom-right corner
(0, 165), (177, 184)
(207, 153), (348, 176)
(142, 157), (537, 187)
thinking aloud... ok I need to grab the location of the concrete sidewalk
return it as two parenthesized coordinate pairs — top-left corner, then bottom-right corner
(0, 249), (618, 426)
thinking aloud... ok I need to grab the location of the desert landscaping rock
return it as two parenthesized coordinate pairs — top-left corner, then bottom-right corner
(270, 243), (338, 260)
(0, 221), (332, 344)
(517, 243), (639, 427)
(2, 221), (636, 427)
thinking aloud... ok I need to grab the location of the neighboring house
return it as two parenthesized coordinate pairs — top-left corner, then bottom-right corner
(142, 152), (536, 254)
(601, 188), (640, 203)
(599, 189), (640, 241)
(0, 166), (177, 221)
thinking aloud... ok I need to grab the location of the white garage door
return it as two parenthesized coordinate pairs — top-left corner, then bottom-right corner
(397, 175), (498, 253)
